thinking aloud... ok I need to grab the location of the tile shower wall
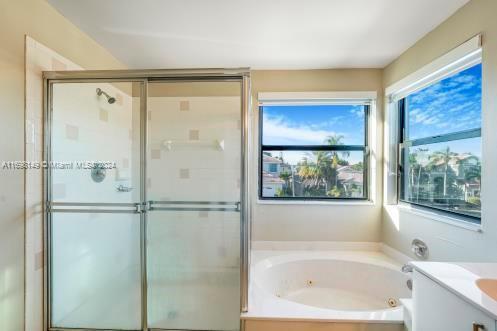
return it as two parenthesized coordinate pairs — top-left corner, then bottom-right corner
(146, 95), (241, 330)
(51, 82), (138, 203)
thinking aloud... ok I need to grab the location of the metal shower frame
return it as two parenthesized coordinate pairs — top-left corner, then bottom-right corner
(43, 68), (251, 331)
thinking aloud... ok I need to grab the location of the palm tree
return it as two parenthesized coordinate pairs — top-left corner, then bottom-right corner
(429, 147), (457, 197)
(324, 134), (349, 187)
(409, 153), (417, 187)
(298, 158), (319, 195)
(298, 151), (332, 193)
(279, 171), (292, 195)
(297, 135), (350, 196)
(413, 148), (428, 202)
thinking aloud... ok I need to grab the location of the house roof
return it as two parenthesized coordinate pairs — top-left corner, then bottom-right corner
(337, 165), (362, 174)
(431, 153), (479, 166)
(338, 171), (363, 185)
(263, 155), (283, 164)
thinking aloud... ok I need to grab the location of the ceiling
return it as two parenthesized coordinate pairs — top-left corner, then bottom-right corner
(47, 0), (470, 70)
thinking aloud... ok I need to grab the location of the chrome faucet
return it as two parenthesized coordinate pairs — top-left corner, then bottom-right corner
(402, 264), (414, 291)
(401, 264), (414, 273)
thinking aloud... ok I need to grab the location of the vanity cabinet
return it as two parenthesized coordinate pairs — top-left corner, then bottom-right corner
(412, 270), (496, 331)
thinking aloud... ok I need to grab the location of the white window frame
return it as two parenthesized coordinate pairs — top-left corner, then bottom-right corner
(257, 91), (377, 205)
(384, 34), (483, 227)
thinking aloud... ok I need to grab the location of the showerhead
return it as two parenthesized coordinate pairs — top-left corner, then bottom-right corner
(96, 88), (116, 104)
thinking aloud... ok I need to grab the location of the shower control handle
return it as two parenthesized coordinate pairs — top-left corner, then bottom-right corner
(116, 184), (133, 192)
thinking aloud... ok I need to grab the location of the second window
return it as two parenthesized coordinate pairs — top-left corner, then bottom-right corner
(259, 103), (369, 200)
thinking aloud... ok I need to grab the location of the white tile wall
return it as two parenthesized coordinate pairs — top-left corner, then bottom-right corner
(51, 83), (139, 203)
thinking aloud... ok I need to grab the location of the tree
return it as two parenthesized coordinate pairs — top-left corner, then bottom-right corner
(350, 162), (363, 171)
(407, 151), (422, 201)
(413, 148), (429, 202)
(279, 171), (292, 196)
(465, 160), (481, 182)
(296, 134), (350, 197)
(429, 147), (457, 197)
(324, 134), (349, 188)
(298, 151), (333, 194)
(279, 171), (291, 185)
(328, 186), (344, 198)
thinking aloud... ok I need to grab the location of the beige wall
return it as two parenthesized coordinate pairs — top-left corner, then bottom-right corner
(0, 0), (125, 330)
(250, 69), (384, 242)
(382, 0), (497, 262)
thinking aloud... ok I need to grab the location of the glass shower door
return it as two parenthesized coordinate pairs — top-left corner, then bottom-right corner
(146, 81), (242, 330)
(48, 81), (144, 330)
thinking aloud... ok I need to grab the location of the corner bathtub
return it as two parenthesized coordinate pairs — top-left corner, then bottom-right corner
(242, 249), (411, 326)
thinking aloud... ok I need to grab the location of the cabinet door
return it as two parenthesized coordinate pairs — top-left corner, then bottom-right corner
(413, 271), (496, 331)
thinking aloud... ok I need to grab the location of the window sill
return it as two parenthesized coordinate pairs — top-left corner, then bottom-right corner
(257, 199), (375, 206)
(397, 203), (482, 233)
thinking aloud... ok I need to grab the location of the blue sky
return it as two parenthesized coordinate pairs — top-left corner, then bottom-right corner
(407, 63), (481, 140)
(262, 104), (365, 164)
(263, 64), (482, 163)
(406, 63), (482, 157)
(262, 104), (365, 146)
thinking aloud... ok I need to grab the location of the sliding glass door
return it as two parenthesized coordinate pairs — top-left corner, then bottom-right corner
(45, 72), (249, 331)
(145, 81), (242, 330)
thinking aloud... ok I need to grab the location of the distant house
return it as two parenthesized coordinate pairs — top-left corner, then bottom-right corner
(262, 154), (291, 197)
(262, 154), (287, 197)
(448, 154), (479, 179)
(337, 166), (363, 198)
(261, 171), (285, 197)
(413, 153), (480, 202)
(262, 154), (283, 174)
(463, 182), (480, 200)
(451, 154), (480, 200)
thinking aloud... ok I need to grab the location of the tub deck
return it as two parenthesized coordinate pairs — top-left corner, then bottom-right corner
(242, 243), (411, 329)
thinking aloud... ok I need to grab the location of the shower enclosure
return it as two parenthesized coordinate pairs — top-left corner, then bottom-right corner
(43, 69), (250, 331)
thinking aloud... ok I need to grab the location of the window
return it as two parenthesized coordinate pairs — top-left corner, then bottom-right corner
(259, 103), (369, 200)
(399, 63), (482, 221)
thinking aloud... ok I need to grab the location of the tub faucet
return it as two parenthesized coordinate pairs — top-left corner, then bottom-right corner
(401, 264), (414, 273)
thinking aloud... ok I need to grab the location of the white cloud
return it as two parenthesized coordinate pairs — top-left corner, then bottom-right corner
(407, 67), (482, 138)
(263, 114), (340, 145)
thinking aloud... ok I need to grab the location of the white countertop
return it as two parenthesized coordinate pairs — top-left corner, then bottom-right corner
(411, 262), (497, 320)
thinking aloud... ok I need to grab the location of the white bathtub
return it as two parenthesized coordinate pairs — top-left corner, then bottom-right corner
(243, 248), (411, 326)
